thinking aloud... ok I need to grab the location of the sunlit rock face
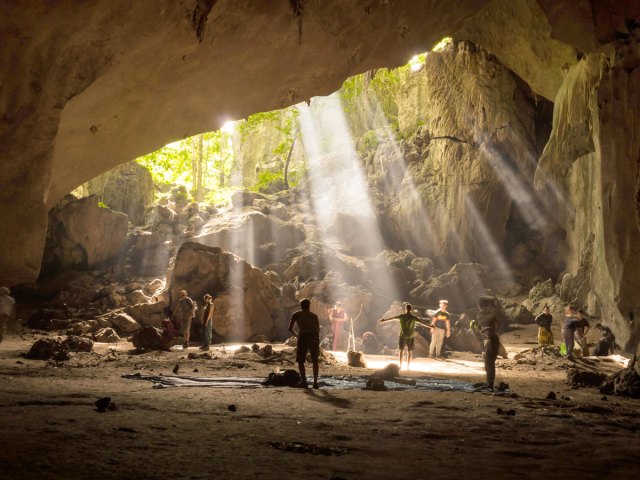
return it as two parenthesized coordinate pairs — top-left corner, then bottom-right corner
(162, 241), (285, 341)
(85, 161), (155, 226)
(373, 40), (562, 286)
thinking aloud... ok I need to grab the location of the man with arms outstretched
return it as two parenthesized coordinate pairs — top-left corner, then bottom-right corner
(379, 303), (432, 370)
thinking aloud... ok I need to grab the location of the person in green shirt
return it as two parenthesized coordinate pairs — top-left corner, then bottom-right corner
(379, 304), (432, 371)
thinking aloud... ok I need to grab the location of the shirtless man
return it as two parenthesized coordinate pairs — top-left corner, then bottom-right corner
(289, 298), (320, 389)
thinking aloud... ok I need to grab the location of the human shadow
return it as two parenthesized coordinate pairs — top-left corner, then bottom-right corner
(304, 389), (352, 409)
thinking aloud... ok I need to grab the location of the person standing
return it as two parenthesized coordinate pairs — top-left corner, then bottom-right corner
(575, 309), (591, 356)
(0, 287), (16, 344)
(476, 296), (501, 391)
(430, 299), (451, 358)
(535, 305), (554, 349)
(328, 301), (347, 351)
(200, 294), (215, 351)
(379, 303), (432, 370)
(173, 289), (196, 349)
(289, 298), (320, 389)
(561, 304), (580, 358)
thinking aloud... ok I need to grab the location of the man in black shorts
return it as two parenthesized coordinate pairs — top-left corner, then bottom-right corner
(288, 298), (320, 389)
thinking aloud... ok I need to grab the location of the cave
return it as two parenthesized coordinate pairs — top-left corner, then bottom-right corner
(1, 1), (640, 479)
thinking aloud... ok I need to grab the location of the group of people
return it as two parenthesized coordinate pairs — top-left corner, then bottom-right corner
(535, 304), (616, 357)
(164, 289), (215, 351)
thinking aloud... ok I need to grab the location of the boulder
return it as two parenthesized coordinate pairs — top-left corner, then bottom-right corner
(94, 327), (121, 343)
(42, 195), (128, 273)
(196, 209), (306, 268)
(127, 289), (149, 305)
(110, 313), (142, 334)
(165, 242), (285, 341)
(504, 304), (535, 324)
(25, 338), (68, 360)
(62, 335), (94, 352)
(131, 326), (165, 350)
(347, 351), (366, 367)
(124, 302), (167, 327)
(409, 257), (434, 282)
(529, 279), (556, 304)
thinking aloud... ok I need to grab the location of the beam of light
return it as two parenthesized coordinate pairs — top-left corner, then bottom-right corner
(227, 136), (247, 341)
(360, 93), (443, 259)
(479, 138), (549, 232)
(464, 195), (514, 282)
(297, 94), (402, 307)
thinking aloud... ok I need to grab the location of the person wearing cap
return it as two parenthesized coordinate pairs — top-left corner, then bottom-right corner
(172, 289), (196, 349)
(200, 293), (215, 351)
(328, 301), (348, 351)
(289, 298), (320, 389)
(379, 303), (432, 370)
(476, 296), (501, 391)
(430, 299), (451, 358)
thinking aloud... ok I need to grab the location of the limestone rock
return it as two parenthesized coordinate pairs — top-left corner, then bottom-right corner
(124, 302), (167, 328)
(505, 304), (535, 325)
(25, 338), (68, 360)
(131, 326), (165, 351)
(164, 242), (285, 341)
(85, 161), (154, 225)
(110, 313), (142, 334)
(127, 289), (149, 306)
(42, 195), (128, 274)
(528, 279), (556, 304)
(62, 335), (93, 352)
(196, 210), (305, 268)
(94, 327), (121, 343)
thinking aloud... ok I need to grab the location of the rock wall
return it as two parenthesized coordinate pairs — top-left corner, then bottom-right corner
(85, 161), (155, 225)
(41, 195), (129, 275)
(540, 36), (640, 349)
(162, 241), (285, 341)
(369, 40), (561, 285)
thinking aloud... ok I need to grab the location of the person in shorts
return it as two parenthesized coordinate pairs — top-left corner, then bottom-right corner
(379, 303), (432, 371)
(288, 298), (320, 389)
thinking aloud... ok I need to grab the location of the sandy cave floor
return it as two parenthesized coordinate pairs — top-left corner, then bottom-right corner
(0, 324), (638, 480)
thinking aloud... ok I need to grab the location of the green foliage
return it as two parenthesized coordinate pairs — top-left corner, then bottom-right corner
(252, 170), (283, 193)
(358, 129), (379, 153)
(98, 201), (109, 209)
(135, 129), (234, 202)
